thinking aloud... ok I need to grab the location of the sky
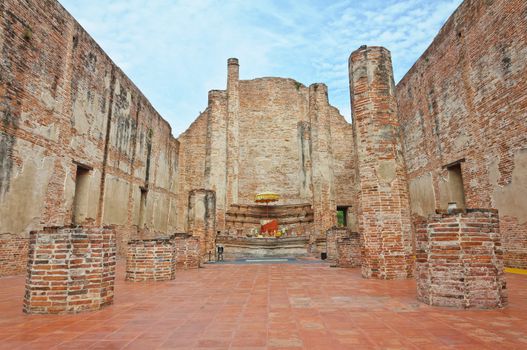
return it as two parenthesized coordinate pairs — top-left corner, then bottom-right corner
(59, 0), (463, 137)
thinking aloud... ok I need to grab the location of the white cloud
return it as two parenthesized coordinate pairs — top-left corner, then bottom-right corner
(60, 0), (462, 134)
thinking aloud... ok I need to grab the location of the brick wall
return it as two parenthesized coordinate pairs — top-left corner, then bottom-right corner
(416, 209), (507, 309)
(0, 237), (29, 276)
(126, 238), (175, 282)
(349, 46), (413, 279)
(396, 0), (527, 268)
(336, 233), (361, 268)
(23, 226), (116, 314)
(174, 234), (200, 270)
(0, 0), (180, 276)
(177, 60), (352, 235)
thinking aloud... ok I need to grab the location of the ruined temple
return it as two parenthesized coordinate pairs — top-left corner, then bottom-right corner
(0, 0), (526, 277)
(177, 58), (356, 260)
(0, 0), (526, 344)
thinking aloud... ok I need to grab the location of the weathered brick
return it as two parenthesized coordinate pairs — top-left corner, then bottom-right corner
(416, 210), (507, 309)
(348, 46), (413, 279)
(23, 226), (116, 314)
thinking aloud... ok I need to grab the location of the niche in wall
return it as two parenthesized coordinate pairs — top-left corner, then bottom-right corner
(445, 162), (466, 210)
(72, 164), (91, 225)
(138, 186), (148, 229)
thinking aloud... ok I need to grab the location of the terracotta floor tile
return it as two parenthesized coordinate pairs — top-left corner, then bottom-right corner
(0, 262), (526, 350)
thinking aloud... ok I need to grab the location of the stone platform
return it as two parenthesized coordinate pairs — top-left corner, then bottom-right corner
(216, 236), (310, 259)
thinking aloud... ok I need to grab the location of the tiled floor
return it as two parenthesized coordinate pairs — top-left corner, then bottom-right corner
(1, 261), (526, 350)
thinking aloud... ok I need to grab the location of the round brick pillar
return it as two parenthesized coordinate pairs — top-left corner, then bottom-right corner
(416, 209), (507, 309)
(348, 46), (413, 279)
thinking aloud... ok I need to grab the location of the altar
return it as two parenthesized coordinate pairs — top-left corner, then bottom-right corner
(215, 236), (310, 259)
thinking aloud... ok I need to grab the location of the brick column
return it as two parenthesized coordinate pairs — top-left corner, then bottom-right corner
(226, 58), (240, 207)
(126, 238), (176, 282)
(23, 226), (116, 314)
(205, 90), (228, 231)
(188, 189), (216, 262)
(416, 209), (507, 309)
(349, 46), (413, 279)
(309, 84), (337, 234)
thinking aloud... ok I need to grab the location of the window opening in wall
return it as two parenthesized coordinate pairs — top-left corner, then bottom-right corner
(139, 187), (148, 228)
(446, 162), (466, 210)
(72, 165), (91, 225)
(336, 206), (349, 227)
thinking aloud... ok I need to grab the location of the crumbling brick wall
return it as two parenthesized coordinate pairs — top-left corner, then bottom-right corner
(416, 209), (507, 309)
(326, 227), (350, 261)
(0, 0), (180, 275)
(336, 233), (361, 268)
(23, 226), (116, 314)
(174, 234), (200, 270)
(177, 60), (353, 236)
(396, 0), (527, 268)
(0, 237), (29, 277)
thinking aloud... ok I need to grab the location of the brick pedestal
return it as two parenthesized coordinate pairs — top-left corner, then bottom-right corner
(337, 232), (361, 268)
(126, 238), (176, 281)
(174, 234), (200, 270)
(23, 226), (116, 314)
(416, 209), (507, 309)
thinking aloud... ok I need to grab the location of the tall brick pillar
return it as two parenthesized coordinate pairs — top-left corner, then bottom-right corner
(309, 83), (336, 234)
(188, 189), (216, 262)
(205, 89), (228, 230)
(226, 58), (240, 208)
(349, 46), (413, 279)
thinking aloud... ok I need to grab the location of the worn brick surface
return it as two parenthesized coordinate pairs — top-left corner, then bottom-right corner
(177, 60), (353, 239)
(125, 234), (199, 281)
(325, 227), (350, 262)
(187, 189), (216, 262)
(173, 234), (200, 270)
(0, 237), (28, 276)
(337, 233), (361, 268)
(126, 238), (175, 282)
(0, 0), (180, 275)
(349, 46), (413, 279)
(23, 225), (116, 314)
(416, 209), (507, 309)
(396, 0), (527, 268)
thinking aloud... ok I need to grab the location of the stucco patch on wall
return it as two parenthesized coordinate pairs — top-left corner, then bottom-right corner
(408, 172), (435, 217)
(490, 148), (527, 224)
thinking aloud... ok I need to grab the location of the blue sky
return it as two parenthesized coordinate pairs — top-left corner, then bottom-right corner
(59, 0), (462, 137)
